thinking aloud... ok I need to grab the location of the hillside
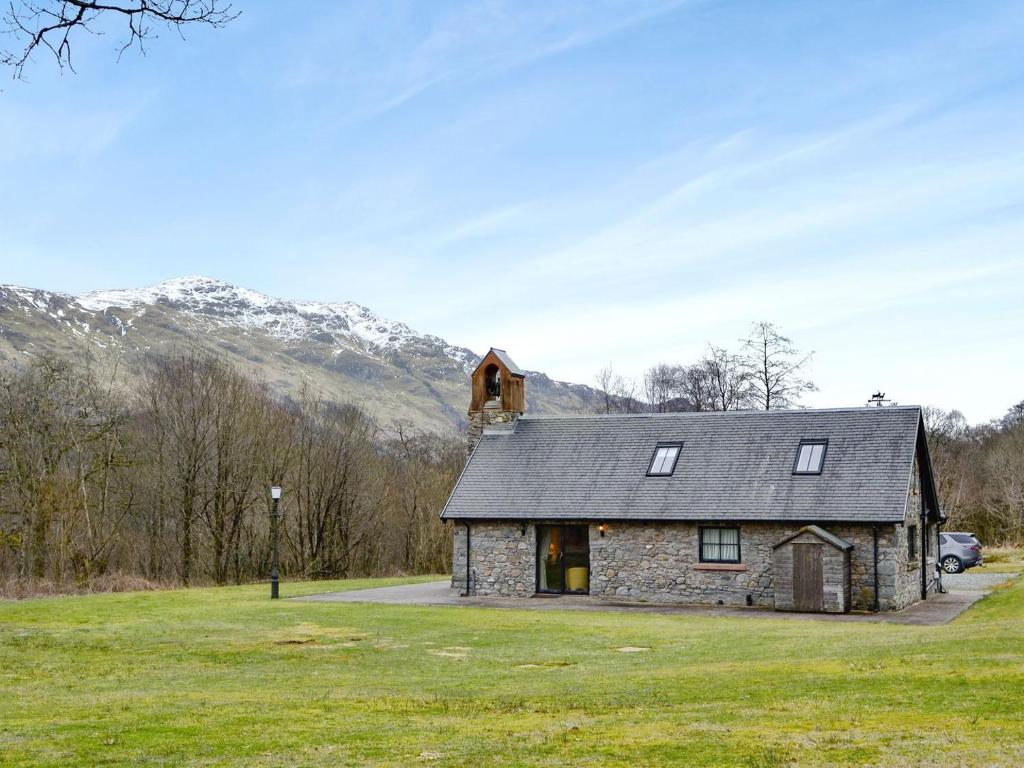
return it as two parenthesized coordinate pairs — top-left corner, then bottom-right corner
(0, 277), (597, 432)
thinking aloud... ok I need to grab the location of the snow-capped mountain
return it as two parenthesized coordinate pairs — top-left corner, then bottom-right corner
(74, 276), (471, 360)
(0, 277), (596, 431)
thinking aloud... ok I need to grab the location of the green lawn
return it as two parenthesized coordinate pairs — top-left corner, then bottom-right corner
(2, 570), (1023, 768)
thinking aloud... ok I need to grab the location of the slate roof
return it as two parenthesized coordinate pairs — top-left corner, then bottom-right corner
(442, 407), (925, 523)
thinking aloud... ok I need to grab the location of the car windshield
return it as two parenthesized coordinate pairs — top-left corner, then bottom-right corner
(950, 534), (978, 544)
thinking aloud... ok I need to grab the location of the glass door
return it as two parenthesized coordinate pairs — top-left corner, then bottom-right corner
(536, 525), (590, 594)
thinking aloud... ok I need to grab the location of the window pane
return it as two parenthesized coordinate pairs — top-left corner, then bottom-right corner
(650, 449), (667, 474)
(720, 543), (739, 561)
(808, 444), (824, 471)
(649, 449), (662, 474)
(659, 447), (673, 471)
(796, 445), (812, 472)
(704, 542), (721, 560)
(663, 446), (679, 469)
(720, 528), (738, 545)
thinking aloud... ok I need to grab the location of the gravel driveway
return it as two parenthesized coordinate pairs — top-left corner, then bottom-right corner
(943, 571), (1018, 591)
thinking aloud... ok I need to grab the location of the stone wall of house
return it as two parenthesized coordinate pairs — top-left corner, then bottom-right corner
(893, 493), (941, 610)
(859, 523), (900, 611)
(589, 522), (773, 607)
(451, 524), (467, 591)
(590, 521), (901, 611)
(451, 520), (913, 611)
(893, 521), (919, 610)
(450, 521), (535, 596)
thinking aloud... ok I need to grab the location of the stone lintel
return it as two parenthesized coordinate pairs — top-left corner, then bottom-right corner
(692, 563), (748, 572)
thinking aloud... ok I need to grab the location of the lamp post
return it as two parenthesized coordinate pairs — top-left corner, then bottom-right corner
(270, 485), (282, 599)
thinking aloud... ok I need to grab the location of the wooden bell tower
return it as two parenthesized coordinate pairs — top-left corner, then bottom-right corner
(466, 348), (526, 457)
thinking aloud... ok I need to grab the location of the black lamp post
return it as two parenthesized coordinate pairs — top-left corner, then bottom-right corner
(270, 485), (282, 599)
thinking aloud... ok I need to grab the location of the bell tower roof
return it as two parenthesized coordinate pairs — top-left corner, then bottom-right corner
(469, 348), (526, 414)
(472, 348), (524, 379)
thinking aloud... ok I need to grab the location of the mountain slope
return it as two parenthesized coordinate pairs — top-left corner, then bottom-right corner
(0, 277), (597, 432)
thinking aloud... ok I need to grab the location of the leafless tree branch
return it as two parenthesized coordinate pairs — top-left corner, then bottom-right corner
(2, 0), (238, 79)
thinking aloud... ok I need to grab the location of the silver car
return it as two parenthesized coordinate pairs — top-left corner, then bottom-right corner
(939, 531), (983, 574)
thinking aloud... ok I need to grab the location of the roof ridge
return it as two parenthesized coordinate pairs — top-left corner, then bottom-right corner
(520, 405), (922, 421)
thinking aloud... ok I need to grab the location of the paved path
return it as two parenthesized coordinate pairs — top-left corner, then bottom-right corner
(943, 570), (1017, 592)
(296, 572), (1018, 625)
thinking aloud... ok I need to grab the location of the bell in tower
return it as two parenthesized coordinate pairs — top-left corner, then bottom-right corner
(485, 365), (501, 403)
(466, 348), (526, 457)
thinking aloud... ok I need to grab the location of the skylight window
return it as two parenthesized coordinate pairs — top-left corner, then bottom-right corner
(647, 443), (682, 476)
(793, 440), (828, 474)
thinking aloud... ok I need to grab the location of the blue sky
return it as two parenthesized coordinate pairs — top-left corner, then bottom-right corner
(2, 1), (1023, 423)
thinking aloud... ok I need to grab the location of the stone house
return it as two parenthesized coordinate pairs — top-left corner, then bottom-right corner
(440, 349), (944, 613)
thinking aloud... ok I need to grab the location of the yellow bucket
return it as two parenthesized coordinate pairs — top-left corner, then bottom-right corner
(566, 566), (589, 592)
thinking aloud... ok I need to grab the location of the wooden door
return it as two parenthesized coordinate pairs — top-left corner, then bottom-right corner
(793, 544), (824, 612)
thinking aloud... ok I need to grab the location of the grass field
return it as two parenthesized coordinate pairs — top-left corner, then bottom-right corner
(2, 566), (1023, 768)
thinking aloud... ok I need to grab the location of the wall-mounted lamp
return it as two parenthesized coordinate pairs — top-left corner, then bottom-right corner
(598, 523), (608, 537)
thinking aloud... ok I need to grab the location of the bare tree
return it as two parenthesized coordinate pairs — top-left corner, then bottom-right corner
(2, 0), (237, 78)
(137, 350), (219, 585)
(287, 389), (382, 580)
(982, 422), (1024, 543)
(63, 355), (137, 580)
(674, 364), (714, 412)
(740, 322), (816, 410)
(0, 355), (137, 582)
(700, 345), (751, 411)
(383, 422), (462, 575)
(643, 363), (685, 413)
(922, 406), (972, 521)
(1002, 400), (1024, 429)
(0, 357), (93, 579)
(594, 365), (618, 414)
(593, 364), (638, 414)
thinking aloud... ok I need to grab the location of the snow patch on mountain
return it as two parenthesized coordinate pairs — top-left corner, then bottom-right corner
(72, 276), (476, 367)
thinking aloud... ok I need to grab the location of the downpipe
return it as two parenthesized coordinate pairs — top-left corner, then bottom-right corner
(461, 522), (472, 597)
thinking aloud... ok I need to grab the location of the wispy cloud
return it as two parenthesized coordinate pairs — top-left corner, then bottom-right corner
(0, 97), (147, 169)
(278, 1), (693, 124)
